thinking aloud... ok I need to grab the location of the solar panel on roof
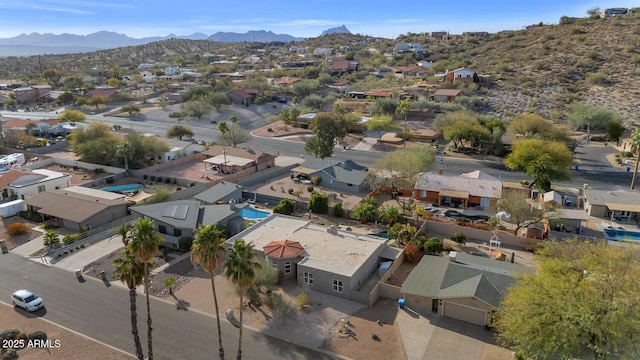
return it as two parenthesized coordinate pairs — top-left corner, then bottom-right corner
(174, 205), (189, 220)
(163, 205), (177, 218)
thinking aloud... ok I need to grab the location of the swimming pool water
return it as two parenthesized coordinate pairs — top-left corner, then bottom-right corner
(602, 228), (640, 241)
(239, 207), (270, 219)
(103, 184), (142, 192)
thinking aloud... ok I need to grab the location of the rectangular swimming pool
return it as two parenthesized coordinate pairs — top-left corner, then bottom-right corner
(602, 228), (640, 241)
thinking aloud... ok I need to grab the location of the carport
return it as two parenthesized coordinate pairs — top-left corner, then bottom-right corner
(606, 202), (640, 223)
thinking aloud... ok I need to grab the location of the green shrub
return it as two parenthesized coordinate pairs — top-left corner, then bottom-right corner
(295, 292), (310, 309)
(451, 232), (467, 246)
(273, 198), (295, 216)
(62, 233), (80, 245)
(311, 176), (321, 185)
(306, 185), (314, 193)
(1, 329), (20, 341)
(332, 203), (344, 218)
(105, 176), (115, 184)
(6, 222), (30, 236)
(28, 331), (47, 342)
(308, 193), (329, 214)
(178, 237), (193, 251)
(188, 181), (196, 187)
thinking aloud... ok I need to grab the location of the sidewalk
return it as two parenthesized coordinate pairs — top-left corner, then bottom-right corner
(50, 237), (124, 272)
(352, 137), (377, 151)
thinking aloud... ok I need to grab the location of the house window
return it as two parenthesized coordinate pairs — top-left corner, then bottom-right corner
(420, 190), (426, 197)
(284, 262), (291, 274)
(303, 272), (314, 285)
(37, 185), (46, 193)
(173, 228), (182, 237)
(271, 261), (277, 268)
(333, 279), (343, 293)
(158, 225), (167, 234)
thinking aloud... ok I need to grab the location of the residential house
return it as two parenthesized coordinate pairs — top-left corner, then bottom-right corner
(5, 169), (71, 201)
(269, 77), (302, 87)
(291, 158), (370, 194)
(401, 252), (531, 326)
(429, 31), (448, 39)
(417, 61), (433, 70)
(399, 66), (427, 78)
(279, 61), (319, 68)
(154, 137), (205, 163)
(413, 170), (503, 209)
(313, 48), (333, 56)
(435, 68), (479, 83)
(393, 43), (426, 55)
(23, 189), (130, 231)
(578, 188), (640, 222)
(165, 67), (181, 76)
(289, 46), (309, 53)
(364, 89), (408, 99)
(13, 85), (52, 103)
(202, 145), (276, 174)
(226, 88), (262, 105)
(225, 214), (401, 305)
(330, 60), (359, 74)
(600, 8), (628, 17)
(463, 31), (490, 38)
(193, 181), (243, 205)
(85, 86), (119, 101)
(0, 170), (28, 201)
(130, 199), (247, 248)
(1, 118), (60, 138)
(432, 88), (461, 102)
(140, 71), (156, 82)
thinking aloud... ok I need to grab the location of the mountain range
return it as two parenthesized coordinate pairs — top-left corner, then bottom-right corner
(0, 27), (351, 57)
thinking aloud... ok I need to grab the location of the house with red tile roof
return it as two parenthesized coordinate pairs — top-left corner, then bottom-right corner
(330, 60), (358, 74)
(85, 86), (119, 100)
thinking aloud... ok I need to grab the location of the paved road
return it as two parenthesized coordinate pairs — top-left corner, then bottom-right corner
(0, 253), (338, 360)
(1, 109), (632, 190)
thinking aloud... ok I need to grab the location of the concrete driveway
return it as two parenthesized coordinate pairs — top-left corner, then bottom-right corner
(397, 307), (511, 360)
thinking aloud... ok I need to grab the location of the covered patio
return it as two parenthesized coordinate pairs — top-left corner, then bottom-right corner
(437, 189), (469, 209)
(203, 154), (254, 174)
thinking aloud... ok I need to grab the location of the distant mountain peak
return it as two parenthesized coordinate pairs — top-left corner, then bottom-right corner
(321, 25), (351, 36)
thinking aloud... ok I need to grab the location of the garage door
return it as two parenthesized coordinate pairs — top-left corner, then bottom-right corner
(443, 302), (486, 326)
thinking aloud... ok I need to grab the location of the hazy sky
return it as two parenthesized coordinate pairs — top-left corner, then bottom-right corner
(0, 1), (636, 39)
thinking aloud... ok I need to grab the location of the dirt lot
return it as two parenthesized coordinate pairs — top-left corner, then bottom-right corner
(35, 164), (110, 187)
(0, 304), (132, 359)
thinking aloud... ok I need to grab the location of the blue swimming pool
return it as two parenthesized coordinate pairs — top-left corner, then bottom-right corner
(602, 228), (640, 241)
(239, 207), (270, 219)
(103, 184), (142, 192)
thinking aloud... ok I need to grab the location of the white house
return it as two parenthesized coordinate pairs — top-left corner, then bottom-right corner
(156, 137), (206, 163)
(313, 48), (333, 56)
(140, 71), (156, 82)
(417, 61), (433, 69)
(7, 169), (71, 201)
(165, 67), (181, 76)
(393, 43), (426, 55)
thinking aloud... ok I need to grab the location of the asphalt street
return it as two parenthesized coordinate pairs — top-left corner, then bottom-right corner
(0, 109), (633, 190)
(0, 253), (337, 360)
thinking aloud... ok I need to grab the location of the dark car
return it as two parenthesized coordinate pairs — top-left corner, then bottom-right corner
(276, 96), (287, 103)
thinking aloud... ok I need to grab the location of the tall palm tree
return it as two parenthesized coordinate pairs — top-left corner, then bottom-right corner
(111, 223), (133, 246)
(191, 224), (228, 360)
(113, 250), (145, 360)
(129, 218), (164, 360)
(116, 141), (134, 174)
(224, 239), (261, 360)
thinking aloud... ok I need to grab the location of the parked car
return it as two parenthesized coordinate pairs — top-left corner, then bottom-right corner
(276, 96), (287, 103)
(11, 289), (44, 312)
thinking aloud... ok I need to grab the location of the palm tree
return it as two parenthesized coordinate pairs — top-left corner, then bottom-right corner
(191, 224), (228, 360)
(111, 223), (133, 246)
(129, 218), (164, 360)
(113, 250), (145, 360)
(42, 230), (60, 251)
(380, 205), (401, 225)
(224, 239), (261, 360)
(116, 141), (134, 174)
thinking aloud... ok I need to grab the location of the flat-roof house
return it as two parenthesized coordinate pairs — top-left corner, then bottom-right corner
(23, 189), (130, 231)
(414, 170), (502, 209)
(13, 85), (52, 103)
(399, 66), (428, 78)
(269, 77), (302, 87)
(401, 252), (531, 326)
(226, 214), (401, 305)
(393, 43), (426, 55)
(157, 137), (206, 163)
(130, 199), (247, 248)
(291, 158), (370, 194)
(578, 188), (640, 223)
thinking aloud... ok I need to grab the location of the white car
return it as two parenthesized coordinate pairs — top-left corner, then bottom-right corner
(11, 290), (44, 312)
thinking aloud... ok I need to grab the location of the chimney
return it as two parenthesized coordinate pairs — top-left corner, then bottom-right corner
(229, 199), (237, 210)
